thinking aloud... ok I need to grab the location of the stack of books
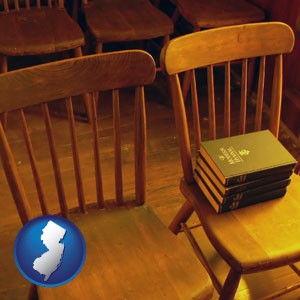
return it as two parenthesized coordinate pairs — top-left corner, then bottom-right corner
(194, 130), (297, 213)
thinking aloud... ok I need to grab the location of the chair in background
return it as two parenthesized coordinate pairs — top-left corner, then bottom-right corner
(171, 0), (265, 30)
(81, 0), (173, 68)
(161, 22), (300, 299)
(0, 0), (92, 129)
(0, 50), (214, 299)
(168, 0), (265, 100)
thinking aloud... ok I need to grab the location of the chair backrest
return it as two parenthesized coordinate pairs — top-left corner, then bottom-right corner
(0, 50), (156, 225)
(1, 0), (64, 11)
(160, 22), (295, 184)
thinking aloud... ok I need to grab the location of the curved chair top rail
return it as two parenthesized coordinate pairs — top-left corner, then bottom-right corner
(0, 50), (156, 114)
(161, 22), (295, 75)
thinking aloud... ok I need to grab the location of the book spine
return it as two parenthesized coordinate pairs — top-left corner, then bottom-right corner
(226, 164), (295, 186)
(193, 172), (223, 213)
(219, 188), (287, 213)
(222, 178), (291, 204)
(196, 160), (225, 194)
(198, 148), (226, 184)
(196, 159), (292, 196)
(223, 171), (292, 195)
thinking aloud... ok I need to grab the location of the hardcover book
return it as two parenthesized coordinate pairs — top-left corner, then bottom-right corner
(198, 130), (296, 186)
(194, 173), (287, 213)
(194, 168), (291, 204)
(195, 159), (293, 196)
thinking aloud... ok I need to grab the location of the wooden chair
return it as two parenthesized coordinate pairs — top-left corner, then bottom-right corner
(169, 0), (265, 100)
(161, 22), (300, 299)
(171, 0), (265, 30)
(81, 0), (173, 68)
(0, 0), (92, 129)
(0, 50), (214, 299)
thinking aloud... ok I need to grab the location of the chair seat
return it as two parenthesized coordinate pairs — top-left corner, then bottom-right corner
(83, 0), (173, 42)
(176, 0), (265, 28)
(0, 8), (84, 56)
(181, 173), (300, 274)
(38, 205), (213, 300)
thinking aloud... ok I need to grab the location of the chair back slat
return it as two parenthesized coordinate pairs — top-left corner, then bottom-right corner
(169, 74), (194, 184)
(0, 0), (62, 10)
(3, 0), (9, 11)
(161, 22), (294, 184)
(224, 61), (231, 137)
(135, 86), (146, 205)
(42, 103), (68, 217)
(191, 69), (201, 151)
(113, 89), (123, 205)
(269, 54), (283, 138)
(19, 109), (49, 215)
(207, 65), (216, 140)
(13, 0), (20, 10)
(0, 122), (32, 224)
(90, 93), (104, 208)
(66, 97), (86, 213)
(239, 58), (248, 134)
(255, 56), (266, 131)
(1, 56), (7, 73)
(0, 51), (155, 221)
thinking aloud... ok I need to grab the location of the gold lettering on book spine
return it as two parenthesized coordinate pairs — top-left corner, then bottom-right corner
(233, 193), (243, 201)
(236, 174), (247, 183)
(230, 202), (239, 210)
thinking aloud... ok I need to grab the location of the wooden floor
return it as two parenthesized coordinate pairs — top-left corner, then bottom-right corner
(0, 70), (300, 299)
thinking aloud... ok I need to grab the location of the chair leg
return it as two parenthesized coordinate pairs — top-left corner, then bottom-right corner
(94, 42), (103, 110)
(172, 7), (181, 24)
(27, 284), (38, 300)
(168, 200), (194, 234)
(160, 34), (176, 104)
(181, 70), (193, 101)
(74, 47), (93, 123)
(0, 55), (8, 131)
(72, 0), (79, 21)
(163, 34), (170, 45)
(162, 34), (170, 70)
(219, 268), (241, 300)
(247, 57), (256, 95)
(0, 113), (7, 131)
(96, 42), (103, 54)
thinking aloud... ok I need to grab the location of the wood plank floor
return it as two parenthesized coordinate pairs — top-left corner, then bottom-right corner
(0, 71), (300, 299)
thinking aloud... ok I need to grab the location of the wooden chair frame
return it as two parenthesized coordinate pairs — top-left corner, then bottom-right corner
(81, 0), (174, 71)
(161, 22), (300, 299)
(0, 50), (214, 299)
(0, 0), (92, 128)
